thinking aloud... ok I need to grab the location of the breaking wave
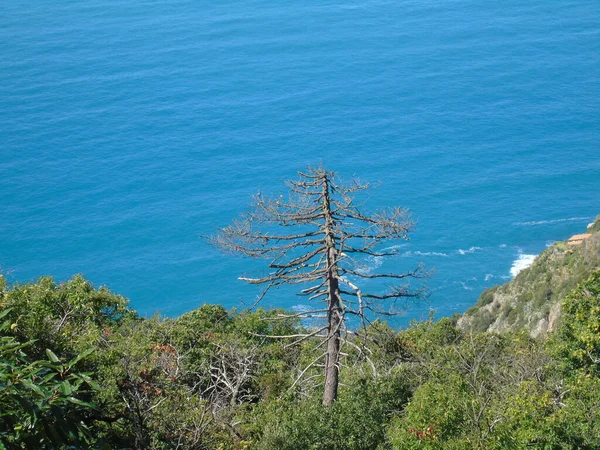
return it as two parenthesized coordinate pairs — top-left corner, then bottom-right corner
(510, 254), (536, 277)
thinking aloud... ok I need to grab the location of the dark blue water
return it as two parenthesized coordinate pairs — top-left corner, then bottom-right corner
(1, 0), (598, 325)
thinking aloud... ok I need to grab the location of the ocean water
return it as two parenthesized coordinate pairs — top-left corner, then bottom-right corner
(1, 0), (598, 326)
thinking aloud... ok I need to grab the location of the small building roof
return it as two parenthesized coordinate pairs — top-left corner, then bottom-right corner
(567, 233), (592, 245)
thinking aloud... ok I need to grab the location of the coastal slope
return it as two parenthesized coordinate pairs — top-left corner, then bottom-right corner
(458, 216), (600, 336)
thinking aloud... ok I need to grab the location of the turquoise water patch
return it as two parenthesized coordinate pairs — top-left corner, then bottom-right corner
(1, 0), (598, 325)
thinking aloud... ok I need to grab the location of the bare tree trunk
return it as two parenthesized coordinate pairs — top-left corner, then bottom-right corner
(213, 166), (426, 407)
(323, 275), (341, 405)
(322, 173), (341, 406)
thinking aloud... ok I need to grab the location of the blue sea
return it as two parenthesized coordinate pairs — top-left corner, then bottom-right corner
(1, 0), (598, 326)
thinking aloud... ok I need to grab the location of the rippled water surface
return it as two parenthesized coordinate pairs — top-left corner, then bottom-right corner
(1, 0), (598, 324)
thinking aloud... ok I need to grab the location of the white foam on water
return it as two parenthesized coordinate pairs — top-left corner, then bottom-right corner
(515, 216), (592, 226)
(381, 244), (407, 253)
(484, 273), (494, 281)
(499, 244), (507, 248)
(418, 251), (449, 257)
(398, 246), (484, 257)
(291, 304), (312, 313)
(457, 246), (482, 255)
(510, 254), (536, 277)
(356, 255), (383, 275)
(401, 250), (449, 257)
(350, 244), (408, 275)
(457, 277), (477, 291)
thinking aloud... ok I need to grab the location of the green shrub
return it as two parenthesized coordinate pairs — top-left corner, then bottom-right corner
(0, 309), (97, 448)
(255, 373), (411, 450)
(474, 286), (499, 309)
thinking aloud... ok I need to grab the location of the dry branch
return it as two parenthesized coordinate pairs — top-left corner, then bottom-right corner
(211, 166), (428, 405)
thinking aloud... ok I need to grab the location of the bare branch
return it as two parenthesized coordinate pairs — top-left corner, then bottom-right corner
(211, 165), (429, 405)
(248, 328), (327, 340)
(340, 265), (429, 280)
(285, 353), (328, 396)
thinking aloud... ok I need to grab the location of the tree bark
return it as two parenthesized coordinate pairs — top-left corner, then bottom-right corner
(323, 270), (341, 406)
(321, 172), (341, 406)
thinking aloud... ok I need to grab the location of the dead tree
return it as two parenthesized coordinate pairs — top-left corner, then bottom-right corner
(212, 166), (427, 405)
(207, 342), (258, 409)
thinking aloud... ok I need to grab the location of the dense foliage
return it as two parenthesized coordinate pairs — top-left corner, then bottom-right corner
(0, 270), (599, 449)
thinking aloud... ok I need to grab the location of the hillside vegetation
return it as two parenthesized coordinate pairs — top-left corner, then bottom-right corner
(458, 216), (600, 336)
(1, 268), (599, 449)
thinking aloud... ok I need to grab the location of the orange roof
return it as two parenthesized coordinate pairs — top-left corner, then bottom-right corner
(567, 233), (592, 245)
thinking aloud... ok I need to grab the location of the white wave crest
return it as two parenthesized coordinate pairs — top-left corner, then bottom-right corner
(291, 304), (312, 313)
(353, 255), (383, 275)
(381, 244), (407, 253)
(457, 246), (482, 255)
(484, 274), (494, 281)
(515, 217), (591, 226)
(401, 250), (449, 257)
(510, 254), (536, 277)
(350, 245), (409, 275)
(455, 277), (477, 291)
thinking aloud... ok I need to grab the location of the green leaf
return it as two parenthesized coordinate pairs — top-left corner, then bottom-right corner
(0, 308), (12, 321)
(59, 381), (72, 396)
(78, 373), (100, 390)
(21, 379), (45, 397)
(45, 349), (60, 364)
(66, 397), (95, 408)
(40, 372), (57, 384)
(67, 348), (94, 369)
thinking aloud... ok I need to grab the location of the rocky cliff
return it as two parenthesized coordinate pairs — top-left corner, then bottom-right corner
(458, 216), (600, 337)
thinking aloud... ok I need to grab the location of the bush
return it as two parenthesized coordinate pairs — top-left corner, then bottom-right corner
(255, 373), (411, 450)
(0, 309), (97, 448)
